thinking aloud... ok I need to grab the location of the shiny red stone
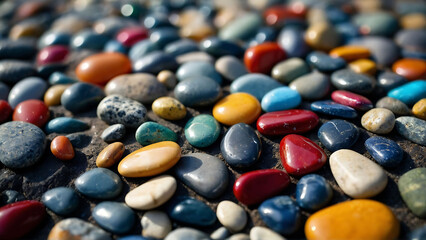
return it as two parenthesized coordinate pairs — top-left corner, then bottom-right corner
(263, 5), (307, 26)
(257, 109), (319, 136)
(36, 45), (69, 66)
(0, 200), (46, 239)
(331, 90), (373, 111)
(116, 26), (149, 47)
(244, 42), (286, 74)
(280, 134), (327, 176)
(0, 100), (12, 124)
(233, 169), (290, 206)
(13, 100), (50, 127)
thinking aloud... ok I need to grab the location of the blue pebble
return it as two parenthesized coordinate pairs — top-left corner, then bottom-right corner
(174, 76), (221, 107)
(42, 187), (80, 215)
(168, 197), (216, 227)
(318, 119), (359, 152)
(8, 77), (47, 108)
(277, 26), (310, 58)
(104, 40), (127, 54)
(306, 51), (346, 73)
(250, 27), (277, 46)
(335, 22), (360, 44)
(324, 5), (349, 24)
(176, 61), (222, 84)
(311, 100), (357, 119)
(1, 190), (26, 205)
(101, 124), (126, 143)
(48, 72), (78, 85)
(92, 201), (135, 234)
(143, 13), (173, 29)
(231, 73), (282, 101)
(365, 136), (403, 168)
(402, 49), (426, 60)
(0, 60), (37, 85)
(128, 39), (160, 61)
(165, 39), (199, 57)
(0, 39), (37, 60)
(45, 117), (90, 134)
(149, 27), (180, 48)
(133, 51), (178, 74)
(261, 86), (301, 112)
(184, 114), (220, 148)
(296, 174), (333, 211)
(377, 71), (407, 93)
(75, 168), (122, 199)
(199, 37), (245, 58)
(407, 225), (426, 240)
(395, 29), (426, 51)
(61, 82), (105, 113)
(71, 30), (109, 50)
(119, 236), (154, 240)
(0, 82), (10, 100)
(38, 31), (71, 49)
(388, 80), (426, 106)
(258, 196), (301, 235)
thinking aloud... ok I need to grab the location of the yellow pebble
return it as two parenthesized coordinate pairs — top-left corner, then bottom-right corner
(44, 84), (70, 106)
(412, 98), (426, 120)
(329, 46), (371, 62)
(152, 97), (187, 120)
(212, 93), (261, 126)
(349, 58), (377, 75)
(400, 13), (426, 30)
(118, 141), (181, 178)
(96, 142), (125, 168)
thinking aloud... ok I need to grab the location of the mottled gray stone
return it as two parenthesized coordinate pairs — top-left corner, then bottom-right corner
(97, 95), (147, 128)
(395, 117), (426, 146)
(376, 97), (412, 116)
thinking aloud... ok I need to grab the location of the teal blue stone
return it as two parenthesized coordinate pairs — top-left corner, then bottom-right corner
(75, 168), (122, 199)
(174, 76), (221, 107)
(61, 82), (105, 113)
(8, 77), (47, 108)
(38, 31), (71, 49)
(353, 12), (399, 37)
(41, 187), (80, 215)
(71, 30), (109, 50)
(128, 39), (160, 61)
(149, 27), (180, 48)
(92, 201), (135, 234)
(104, 40), (127, 54)
(261, 87), (301, 112)
(45, 117), (90, 134)
(259, 196), (301, 235)
(388, 80), (426, 105)
(219, 13), (262, 41)
(135, 121), (177, 145)
(133, 51), (178, 74)
(199, 37), (245, 58)
(176, 61), (222, 84)
(48, 72), (78, 85)
(231, 73), (282, 101)
(168, 197), (216, 227)
(306, 51), (346, 73)
(165, 39), (199, 57)
(184, 114), (220, 148)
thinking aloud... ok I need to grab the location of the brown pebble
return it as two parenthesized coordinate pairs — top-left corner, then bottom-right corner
(51, 136), (75, 161)
(96, 142), (125, 168)
(44, 84), (70, 106)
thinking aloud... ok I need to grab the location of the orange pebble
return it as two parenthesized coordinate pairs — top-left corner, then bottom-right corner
(392, 58), (426, 81)
(50, 136), (75, 161)
(329, 46), (371, 62)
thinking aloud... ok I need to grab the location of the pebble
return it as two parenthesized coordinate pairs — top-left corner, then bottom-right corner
(361, 108), (395, 134)
(74, 168), (122, 199)
(96, 142), (125, 168)
(48, 218), (111, 240)
(118, 141), (181, 177)
(136, 122), (177, 146)
(398, 168), (426, 218)
(395, 29), (426, 51)
(395, 116), (426, 146)
(306, 51), (346, 73)
(48, 71), (78, 85)
(41, 187), (80, 215)
(227, 233), (251, 240)
(50, 136), (75, 161)
(311, 100), (358, 119)
(280, 134), (327, 176)
(149, 28), (180, 49)
(0, 190), (25, 205)
(128, 39), (160, 61)
(200, 38), (244, 58)
(152, 97), (187, 120)
(174, 76), (222, 107)
(0, 121), (46, 168)
(36, 45), (69, 66)
(330, 149), (388, 198)
(377, 71), (408, 93)
(0, 100), (11, 123)
(92, 201), (135, 234)
(116, 26), (148, 47)
(61, 82), (105, 113)
(44, 84), (69, 107)
(234, 169), (290, 206)
(349, 59), (377, 75)
(329, 46), (370, 62)
(221, 123), (261, 168)
(258, 195), (301, 235)
(101, 124), (126, 143)
(353, 12), (398, 36)
(184, 114), (220, 148)
(331, 90), (373, 111)
(176, 61), (222, 84)
(215, 56), (248, 81)
(45, 117), (89, 134)
(277, 26), (309, 58)
(213, 93), (261, 126)
(408, 226), (426, 240)
(165, 39), (199, 58)
(388, 80), (426, 106)
(97, 95), (147, 128)
(0, 200), (46, 239)
(250, 226), (285, 240)
(164, 227), (209, 240)
(218, 13), (262, 41)
(296, 174), (332, 211)
(365, 136), (403, 168)
(177, 51), (215, 65)
(261, 86), (302, 112)
(104, 40), (126, 53)
(157, 70), (177, 89)
(8, 76), (47, 108)
(216, 201), (247, 232)
(210, 227), (230, 240)
(71, 30), (109, 50)
(289, 71), (330, 100)
(305, 23), (340, 51)
(0, 82), (9, 100)
(38, 30), (72, 48)
(230, 73), (282, 101)
(142, 211), (172, 239)
(257, 109), (319, 135)
(271, 58), (310, 84)
(349, 36), (400, 67)
(305, 199), (400, 240)
(0, 60), (36, 85)
(174, 153), (228, 199)
(318, 119), (359, 152)
(133, 51), (178, 75)
(412, 98), (426, 120)
(244, 42), (286, 74)
(331, 69), (375, 94)
(376, 97), (411, 115)
(0, 39), (37, 60)
(12, 99), (50, 127)
(169, 197), (216, 227)
(392, 58), (426, 81)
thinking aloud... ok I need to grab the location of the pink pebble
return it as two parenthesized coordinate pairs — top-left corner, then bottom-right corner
(331, 90), (373, 111)
(116, 26), (149, 47)
(36, 45), (69, 66)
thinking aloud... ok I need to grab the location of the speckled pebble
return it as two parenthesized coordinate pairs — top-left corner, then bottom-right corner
(97, 95), (147, 128)
(101, 124), (126, 143)
(395, 116), (426, 146)
(412, 98), (426, 120)
(48, 218), (111, 240)
(398, 168), (426, 218)
(361, 108), (395, 134)
(152, 97), (187, 120)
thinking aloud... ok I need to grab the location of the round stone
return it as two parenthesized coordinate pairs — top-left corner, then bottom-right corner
(277, 26), (309, 58)
(152, 97), (187, 120)
(132, 51), (178, 75)
(395, 116), (426, 146)
(349, 59), (377, 75)
(376, 97), (411, 115)
(101, 124), (126, 143)
(398, 168), (426, 218)
(141, 211), (172, 239)
(74, 168), (122, 199)
(157, 70), (177, 89)
(92, 201), (135, 234)
(296, 174), (333, 211)
(271, 58), (310, 84)
(244, 42), (286, 74)
(218, 13), (262, 41)
(176, 61), (222, 84)
(50, 136), (75, 161)
(213, 93), (261, 126)
(349, 36), (400, 67)
(305, 23), (340, 51)
(215, 55), (248, 81)
(216, 200), (247, 232)
(184, 114), (220, 148)
(361, 108), (395, 134)
(353, 12), (398, 36)
(289, 72), (330, 100)
(96, 142), (125, 168)
(136, 121), (177, 146)
(36, 45), (69, 66)
(164, 228), (209, 240)
(12, 100), (50, 127)
(365, 136), (403, 168)
(250, 226), (285, 240)
(41, 187), (80, 215)
(116, 26), (148, 47)
(412, 98), (426, 120)
(174, 76), (222, 107)
(8, 77), (47, 109)
(48, 218), (111, 240)
(306, 51), (346, 73)
(318, 119), (359, 152)
(230, 73), (282, 101)
(377, 71), (408, 93)
(331, 69), (375, 94)
(261, 86), (301, 112)
(97, 95), (147, 128)
(61, 82), (105, 113)
(168, 197), (216, 227)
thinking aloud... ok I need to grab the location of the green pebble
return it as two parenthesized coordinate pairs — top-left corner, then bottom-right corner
(135, 121), (177, 146)
(398, 168), (426, 218)
(184, 114), (220, 148)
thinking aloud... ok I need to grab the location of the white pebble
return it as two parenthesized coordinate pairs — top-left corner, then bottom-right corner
(141, 210), (172, 239)
(250, 226), (286, 240)
(216, 200), (247, 232)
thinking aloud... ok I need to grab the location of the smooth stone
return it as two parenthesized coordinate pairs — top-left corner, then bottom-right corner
(0, 60), (36, 85)
(227, 233), (251, 240)
(219, 13), (262, 41)
(101, 124), (126, 143)
(176, 61), (222, 84)
(335, 22), (361, 44)
(50, 136), (75, 161)
(0, 121), (46, 168)
(97, 95), (147, 128)
(306, 51), (346, 73)
(37, 64), (67, 79)
(244, 42), (286, 74)
(164, 227), (209, 240)
(8, 77), (47, 108)
(177, 51), (215, 65)
(71, 30), (109, 50)
(45, 117), (89, 134)
(174, 153), (228, 198)
(152, 97), (186, 120)
(250, 226), (285, 240)
(318, 119), (359, 152)
(408, 226), (426, 240)
(349, 36), (400, 67)
(44, 84), (69, 107)
(305, 200), (400, 240)
(329, 46), (370, 62)
(257, 109), (319, 136)
(361, 108), (395, 134)
(304, 23), (340, 51)
(105, 73), (167, 104)
(36, 45), (69, 66)
(261, 86), (302, 112)
(413, 98), (426, 120)
(0, 39), (37, 60)
(142, 211), (172, 239)
(353, 12), (398, 36)
(388, 80), (426, 106)
(349, 59), (377, 75)
(392, 58), (426, 81)
(200, 38), (244, 58)
(216, 200), (247, 232)
(221, 123), (261, 168)
(129, 39), (160, 61)
(184, 114), (220, 148)
(61, 82), (105, 113)
(92, 201), (135, 234)
(96, 142), (125, 168)
(331, 69), (375, 94)
(0, 190), (25, 205)
(230, 73), (282, 101)
(65, 133), (90, 148)
(165, 39), (199, 57)
(13, 99), (50, 127)
(280, 134), (327, 176)
(263, 5), (306, 26)
(118, 141), (181, 177)
(330, 149), (388, 198)
(210, 227), (230, 240)
(277, 26), (310, 58)
(116, 26), (148, 47)
(93, 17), (135, 36)
(48, 72), (78, 85)
(272, 58), (310, 84)
(41, 187), (79, 215)
(168, 197), (216, 227)
(296, 174), (333, 211)
(74, 168), (122, 199)
(395, 116), (426, 146)
(331, 90), (373, 111)
(289, 72), (330, 100)
(133, 51), (178, 74)
(377, 71), (408, 93)
(149, 28), (180, 49)
(365, 136), (403, 168)
(376, 97), (411, 116)
(38, 30), (72, 48)
(136, 121), (177, 146)
(395, 29), (426, 50)
(213, 93), (261, 126)
(311, 100), (358, 119)
(259, 196), (301, 235)
(233, 169), (290, 206)
(0, 82), (9, 100)
(157, 70), (177, 89)
(215, 55), (248, 81)
(398, 168), (426, 218)
(174, 76), (222, 107)
(104, 40), (127, 53)
(0, 100), (11, 123)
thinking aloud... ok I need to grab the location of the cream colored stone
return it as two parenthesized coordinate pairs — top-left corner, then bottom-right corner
(216, 200), (247, 232)
(361, 108), (395, 134)
(141, 211), (172, 239)
(250, 226), (286, 240)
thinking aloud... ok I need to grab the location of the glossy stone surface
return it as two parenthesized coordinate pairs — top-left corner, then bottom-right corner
(165, 39), (199, 57)
(133, 51), (178, 75)
(377, 71), (408, 93)
(296, 174), (332, 211)
(331, 90), (373, 111)
(395, 116), (426, 146)
(141, 211), (172, 239)
(305, 23), (340, 51)
(48, 71), (78, 85)
(44, 84), (69, 107)
(61, 82), (105, 113)
(200, 38), (244, 58)
(176, 61), (222, 84)
(164, 227), (209, 240)
(50, 136), (75, 161)
(349, 36), (400, 67)
(41, 187), (79, 215)
(213, 93), (261, 126)
(216, 200), (247, 232)
(74, 168), (122, 199)
(97, 95), (147, 128)
(36, 45), (69, 66)
(152, 97), (187, 120)
(45, 117), (89, 134)
(101, 124), (126, 143)
(244, 42), (286, 74)
(0, 100), (11, 123)
(365, 136), (403, 168)
(318, 119), (359, 152)
(311, 100), (358, 119)
(71, 30), (109, 50)
(92, 201), (135, 234)
(174, 76), (222, 107)
(259, 196), (301, 235)
(250, 226), (285, 240)
(0, 39), (37, 60)
(48, 218), (112, 240)
(116, 26), (148, 47)
(392, 58), (426, 81)
(184, 114), (220, 148)
(219, 13), (262, 41)
(398, 168), (426, 218)
(349, 59), (377, 75)
(168, 197), (216, 227)
(388, 80), (426, 106)
(331, 69), (375, 94)
(306, 51), (346, 73)
(376, 97), (411, 115)
(128, 39), (160, 61)
(261, 86), (301, 112)
(215, 55), (248, 81)
(413, 98), (426, 120)
(157, 70), (177, 89)
(289, 71), (330, 100)
(361, 108), (395, 134)
(8, 76), (47, 108)
(329, 46), (370, 62)
(0, 82), (9, 100)
(277, 26), (309, 58)
(0, 60), (36, 85)
(353, 12), (399, 36)
(12, 99), (50, 127)
(136, 121), (177, 146)
(230, 73), (282, 101)
(271, 58), (310, 84)
(96, 142), (125, 168)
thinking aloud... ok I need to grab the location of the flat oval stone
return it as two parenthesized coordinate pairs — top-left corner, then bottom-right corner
(0, 39), (37, 60)
(177, 51), (215, 65)
(36, 45), (69, 66)
(165, 39), (199, 57)
(45, 117), (89, 134)
(8, 77), (47, 108)
(330, 149), (388, 198)
(92, 201), (135, 234)
(361, 108), (395, 134)
(230, 73), (282, 101)
(331, 90), (373, 111)
(50, 136), (75, 161)
(149, 28), (180, 49)
(331, 69), (375, 94)
(233, 169), (290, 206)
(168, 197), (216, 227)
(96, 142), (125, 168)
(48, 218), (111, 240)
(413, 98), (426, 120)
(104, 40), (127, 53)
(392, 58), (426, 81)
(133, 51), (178, 75)
(174, 76), (222, 107)
(221, 123), (261, 168)
(142, 211), (172, 239)
(216, 200), (247, 232)
(289, 72), (330, 100)
(271, 58), (310, 84)
(118, 141), (181, 177)
(61, 82), (105, 113)
(0, 121), (46, 168)
(71, 30), (109, 50)
(244, 42), (286, 74)
(250, 226), (285, 240)
(349, 36), (400, 67)
(277, 26), (309, 58)
(259, 196), (301, 235)
(13, 99), (50, 127)
(398, 168), (426, 218)
(164, 227), (209, 240)
(41, 187), (79, 215)
(305, 199), (400, 240)
(0, 190), (25, 205)
(318, 119), (359, 152)
(128, 39), (160, 61)
(296, 174), (333, 211)
(280, 134), (327, 176)
(329, 46), (370, 62)
(395, 116), (426, 146)
(200, 38), (244, 58)
(365, 136), (403, 168)
(116, 26), (148, 47)
(74, 168), (122, 199)
(0, 60), (36, 85)
(349, 59), (377, 75)
(219, 13), (262, 41)
(388, 80), (426, 106)
(395, 29), (426, 50)
(408, 226), (426, 240)
(44, 84), (69, 107)
(48, 72), (78, 85)
(377, 71), (408, 93)
(213, 93), (261, 126)
(0, 100), (11, 123)
(97, 95), (147, 128)
(305, 23), (341, 51)
(152, 97), (186, 120)
(184, 114), (220, 148)
(215, 55), (248, 81)
(174, 153), (228, 198)
(257, 109), (319, 136)
(311, 100), (357, 119)
(101, 124), (126, 143)
(38, 30), (72, 48)
(136, 121), (177, 146)
(353, 12), (398, 36)
(157, 70), (177, 89)
(376, 97), (411, 115)
(306, 51), (346, 73)
(210, 227), (230, 240)
(176, 61), (222, 84)
(261, 87), (301, 112)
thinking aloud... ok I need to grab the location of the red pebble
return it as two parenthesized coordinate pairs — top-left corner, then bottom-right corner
(331, 90), (373, 111)
(36, 45), (69, 66)
(51, 136), (75, 161)
(257, 109), (319, 136)
(280, 134), (327, 176)
(263, 5), (307, 26)
(13, 100), (50, 127)
(234, 169), (290, 206)
(0, 200), (46, 239)
(116, 26), (149, 47)
(0, 100), (12, 123)
(244, 42), (286, 74)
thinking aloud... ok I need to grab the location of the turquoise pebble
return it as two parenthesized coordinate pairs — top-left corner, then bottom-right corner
(168, 197), (216, 227)
(75, 168), (122, 199)
(176, 61), (222, 84)
(92, 201), (135, 234)
(8, 77), (47, 108)
(296, 174), (332, 211)
(136, 121), (177, 146)
(61, 82), (105, 113)
(388, 80), (426, 106)
(231, 73), (282, 101)
(41, 187), (80, 215)
(261, 86), (301, 112)
(174, 76), (221, 107)
(45, 117), (90, 134)
(48, 72), (78, 85)
(259, 196), (301, 235)
(184, 114), (220, 148)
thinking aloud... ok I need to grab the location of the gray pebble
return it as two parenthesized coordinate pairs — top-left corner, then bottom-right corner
(211, 227), (230, 240)
(8, 77), (47, 108)
(48, 218), (112, 240)
(376, 97), (411, 115)
(165, 228), (210, 240)
(0, 60), (36, 84)
(272, 58), (310, 84)
(395, 116), (426, 146)
(215, 56), (248, 81)
(97, 95), (147, 128)
(290, 71), (330, 100)
(101, 124), (126, 142)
